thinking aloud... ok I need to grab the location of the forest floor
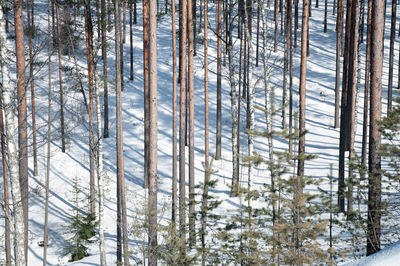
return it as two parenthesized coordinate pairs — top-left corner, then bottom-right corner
(0, 0), (398, 265)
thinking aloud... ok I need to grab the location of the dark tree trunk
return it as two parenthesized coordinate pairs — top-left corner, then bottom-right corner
(367, 0), (384, 255)
(216, 0), (222, 160)
(387, 0), (396, 112)
(143, 0), (150, 188)
(102, 0), (109, 138)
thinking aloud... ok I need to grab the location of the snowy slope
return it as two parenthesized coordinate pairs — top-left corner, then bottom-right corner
(344, 240), (400, 266)
(1, 0), (399, 265)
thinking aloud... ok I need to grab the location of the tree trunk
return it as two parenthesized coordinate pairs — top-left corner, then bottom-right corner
(0, 7), (26, 266)
(334, 0), (344, 129)
(324, 0), (328, 32)
(0, 71), (11, 266)
(296, 0), (309, 231)
(367, 0), (384, 255)
(56, 4), (66, 153)
(387, 0), (396, 112)
(130, 0), (134, 80)
(187, 0), (196, 247)
(115, 0), (130, 264)
(179, 0), (188, 258)
(102, 0), (109, 138)
(274, 0), (278, 52)
(361, 0), (372, 180)
(43, 3), (52, 264)
(171, 0), (178, 227)
(201, 0), (209, 263)
(84, 0), (96, 217)
(216, 0), (222, 160)
(13, 1), (29, 259)
(287, 0), (293, 154)
(143, 0), (150, 188)
(27, 0), (38, 176)
(148, 0), (158, 264)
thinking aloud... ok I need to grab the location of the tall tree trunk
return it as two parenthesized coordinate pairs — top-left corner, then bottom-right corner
(179, 0), (188, 258)
(323, 0), (327, 32)
(148, 0), (158, 264)
(216, 0), (222, 160)
(13, 1), (29, 260)
(171, 0), (178, 227)
(361, 0), (372, 180)
(367, 0), (384, 255)
(244, 0), (254, 202)
(201, 0), (209, 263)
(84, 0), (96, 217)
(130, 0), (134, 80)
(0, 72), (11, 266)
(56, 4), (66, 153)
(287, 0), (293, 154)
(143, 0), (150, 188)
(187, 0), (196, 247)
(334, 0), (344, 128)
(296, 0), (309, 236)
(27, 0), (38, 175)
(255, 3), (260, 67)
(387, 0), (396, 112)
(0, 7), (26, 266)
(102, 0), (109, 138)
(115, 0), (130, 264)
(274, 0), (278, 51)
(294, 0), (298, 47)
(338, 0), (352, 213)
(94, 60), (107, 266)
(43, 3), (52, 264)
(346, 0), (359, 215)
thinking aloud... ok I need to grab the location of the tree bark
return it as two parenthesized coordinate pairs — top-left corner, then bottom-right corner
(216, 0), (222, 160)
(56, 3), (66, 153)
(334, 0), (344, 129)
(0, 7), (26, 266)
(171, 0), (178, 228)
(84, 0), (96, 217)
(13, 1), (29, 259)
(367, 0), (384, 255)
(187, 0), (196, 247)
(143, 0), (150, 188)
(387, 0), (396, 112)
(102, 0), (109, 138)
(179, 0), (187, 258)
(27, 0), (38, 175)
(148, 0), (158, 264)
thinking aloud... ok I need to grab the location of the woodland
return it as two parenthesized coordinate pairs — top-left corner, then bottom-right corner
(0, 0), (399, 265)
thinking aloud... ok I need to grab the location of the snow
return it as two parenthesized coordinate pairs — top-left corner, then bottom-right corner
(344, 240), (400, 266)
(1, 0), (400, 265)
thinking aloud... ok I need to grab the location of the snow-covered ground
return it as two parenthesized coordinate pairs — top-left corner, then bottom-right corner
(1, 0), (400, 265)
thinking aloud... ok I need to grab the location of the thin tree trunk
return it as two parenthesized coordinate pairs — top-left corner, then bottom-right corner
(361, 0), (372, 180)
(367, 0), (384, 255)
(84, 0), (96, 217)
(287, 0), (293, 154)
(187, 0), (196, 247)
(274, 0), (278, 52)
(216, 0), (222, 160)
(324, 0), (328, 32)
(148, 0), (158, 264)
(123, 0), (127, 43)
(13, 1), (29, 260)
(296, 0), (309, 237)
(201, 0), (209, 263)
(179, 0), (188, 258)
(94, 57), (107, 266)
(143, 0), (150, 188)
(43, 3), (52, 263)
(56, 4), (66, 153)
(334, 0), (344, 128)
(102, 0), (109, 138)
(130, 0), (134, 81)
(256, 3), (260, 67)
(387, 0), (396, 112)
(295, 0), (298, 47)
(171, 0), (178, 227)
(115, 0), (130, 264)
(27, 0), (38, 175)
(0, 7), (26, 266)
(0, 71), (11, 266)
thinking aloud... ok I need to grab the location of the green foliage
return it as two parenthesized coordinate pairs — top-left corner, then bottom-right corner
(63, 176), (97, 262)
